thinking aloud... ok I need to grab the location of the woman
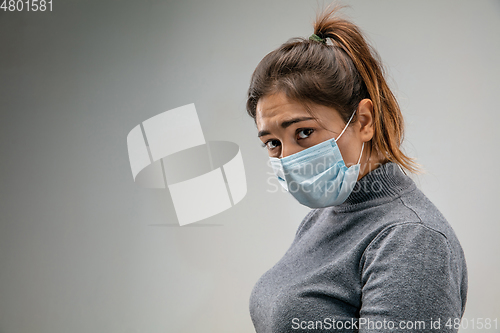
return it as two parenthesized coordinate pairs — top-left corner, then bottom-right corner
(246, 7), (467, 333)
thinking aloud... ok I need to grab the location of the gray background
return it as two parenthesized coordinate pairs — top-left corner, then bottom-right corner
(1, 0), (499, 332)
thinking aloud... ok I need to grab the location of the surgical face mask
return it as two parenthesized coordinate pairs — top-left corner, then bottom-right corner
(269, 110), (364, 208)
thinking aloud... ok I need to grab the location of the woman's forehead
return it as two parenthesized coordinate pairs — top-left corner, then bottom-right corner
(256, 93), (306, 117)
(255, 94), (309, 129)
(256, 93), (342, 128)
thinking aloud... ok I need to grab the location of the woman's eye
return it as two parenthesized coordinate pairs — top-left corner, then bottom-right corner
(262, 139), (281, 150)
(297, 128), (314, 139)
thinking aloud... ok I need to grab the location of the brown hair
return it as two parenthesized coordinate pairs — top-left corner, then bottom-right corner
(246, 6), (419, 173)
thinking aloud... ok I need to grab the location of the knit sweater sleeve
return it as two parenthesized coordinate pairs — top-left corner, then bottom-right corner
(359, 222), (463, 333)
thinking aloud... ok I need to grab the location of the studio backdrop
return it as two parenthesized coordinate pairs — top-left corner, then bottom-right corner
(1, 0), (499, 332)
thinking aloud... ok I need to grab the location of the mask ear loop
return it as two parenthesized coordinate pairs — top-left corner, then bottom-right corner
(357, 142), (364, 165)
(335, 109), (364, 166)
(335, 109), (357, 141)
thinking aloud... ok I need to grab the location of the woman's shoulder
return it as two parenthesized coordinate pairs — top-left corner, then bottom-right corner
(397, 187), (462, 248)
(361, 189), (467, 272)
(304, 187), (462, 250)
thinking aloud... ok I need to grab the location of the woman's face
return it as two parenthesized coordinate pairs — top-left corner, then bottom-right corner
(255, 92), (364, 167)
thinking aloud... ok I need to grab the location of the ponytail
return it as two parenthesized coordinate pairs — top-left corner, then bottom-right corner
(247, 6), (419, 173)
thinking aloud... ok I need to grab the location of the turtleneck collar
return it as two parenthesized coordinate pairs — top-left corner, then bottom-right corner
(331, 162), (417, 213)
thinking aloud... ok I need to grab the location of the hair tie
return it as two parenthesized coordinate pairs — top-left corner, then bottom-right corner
(309, 33), (326, 44)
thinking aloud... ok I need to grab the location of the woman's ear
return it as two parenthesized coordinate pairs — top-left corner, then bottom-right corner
(357, 99), (375, 142)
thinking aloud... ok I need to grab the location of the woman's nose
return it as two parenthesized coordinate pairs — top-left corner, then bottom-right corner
(280, 142), (303, 159)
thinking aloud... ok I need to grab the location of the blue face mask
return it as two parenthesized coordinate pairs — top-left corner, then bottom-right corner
(269, 110), (364, 208)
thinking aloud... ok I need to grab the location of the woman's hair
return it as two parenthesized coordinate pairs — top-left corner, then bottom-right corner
(246, 6), (419, 173)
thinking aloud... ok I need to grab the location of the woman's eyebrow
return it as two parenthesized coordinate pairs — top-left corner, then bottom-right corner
(257, 117), (316, 137)
(281, 117), (315, 129)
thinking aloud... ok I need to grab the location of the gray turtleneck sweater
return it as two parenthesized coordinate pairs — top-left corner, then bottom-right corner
(249, 162), (467, 333)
